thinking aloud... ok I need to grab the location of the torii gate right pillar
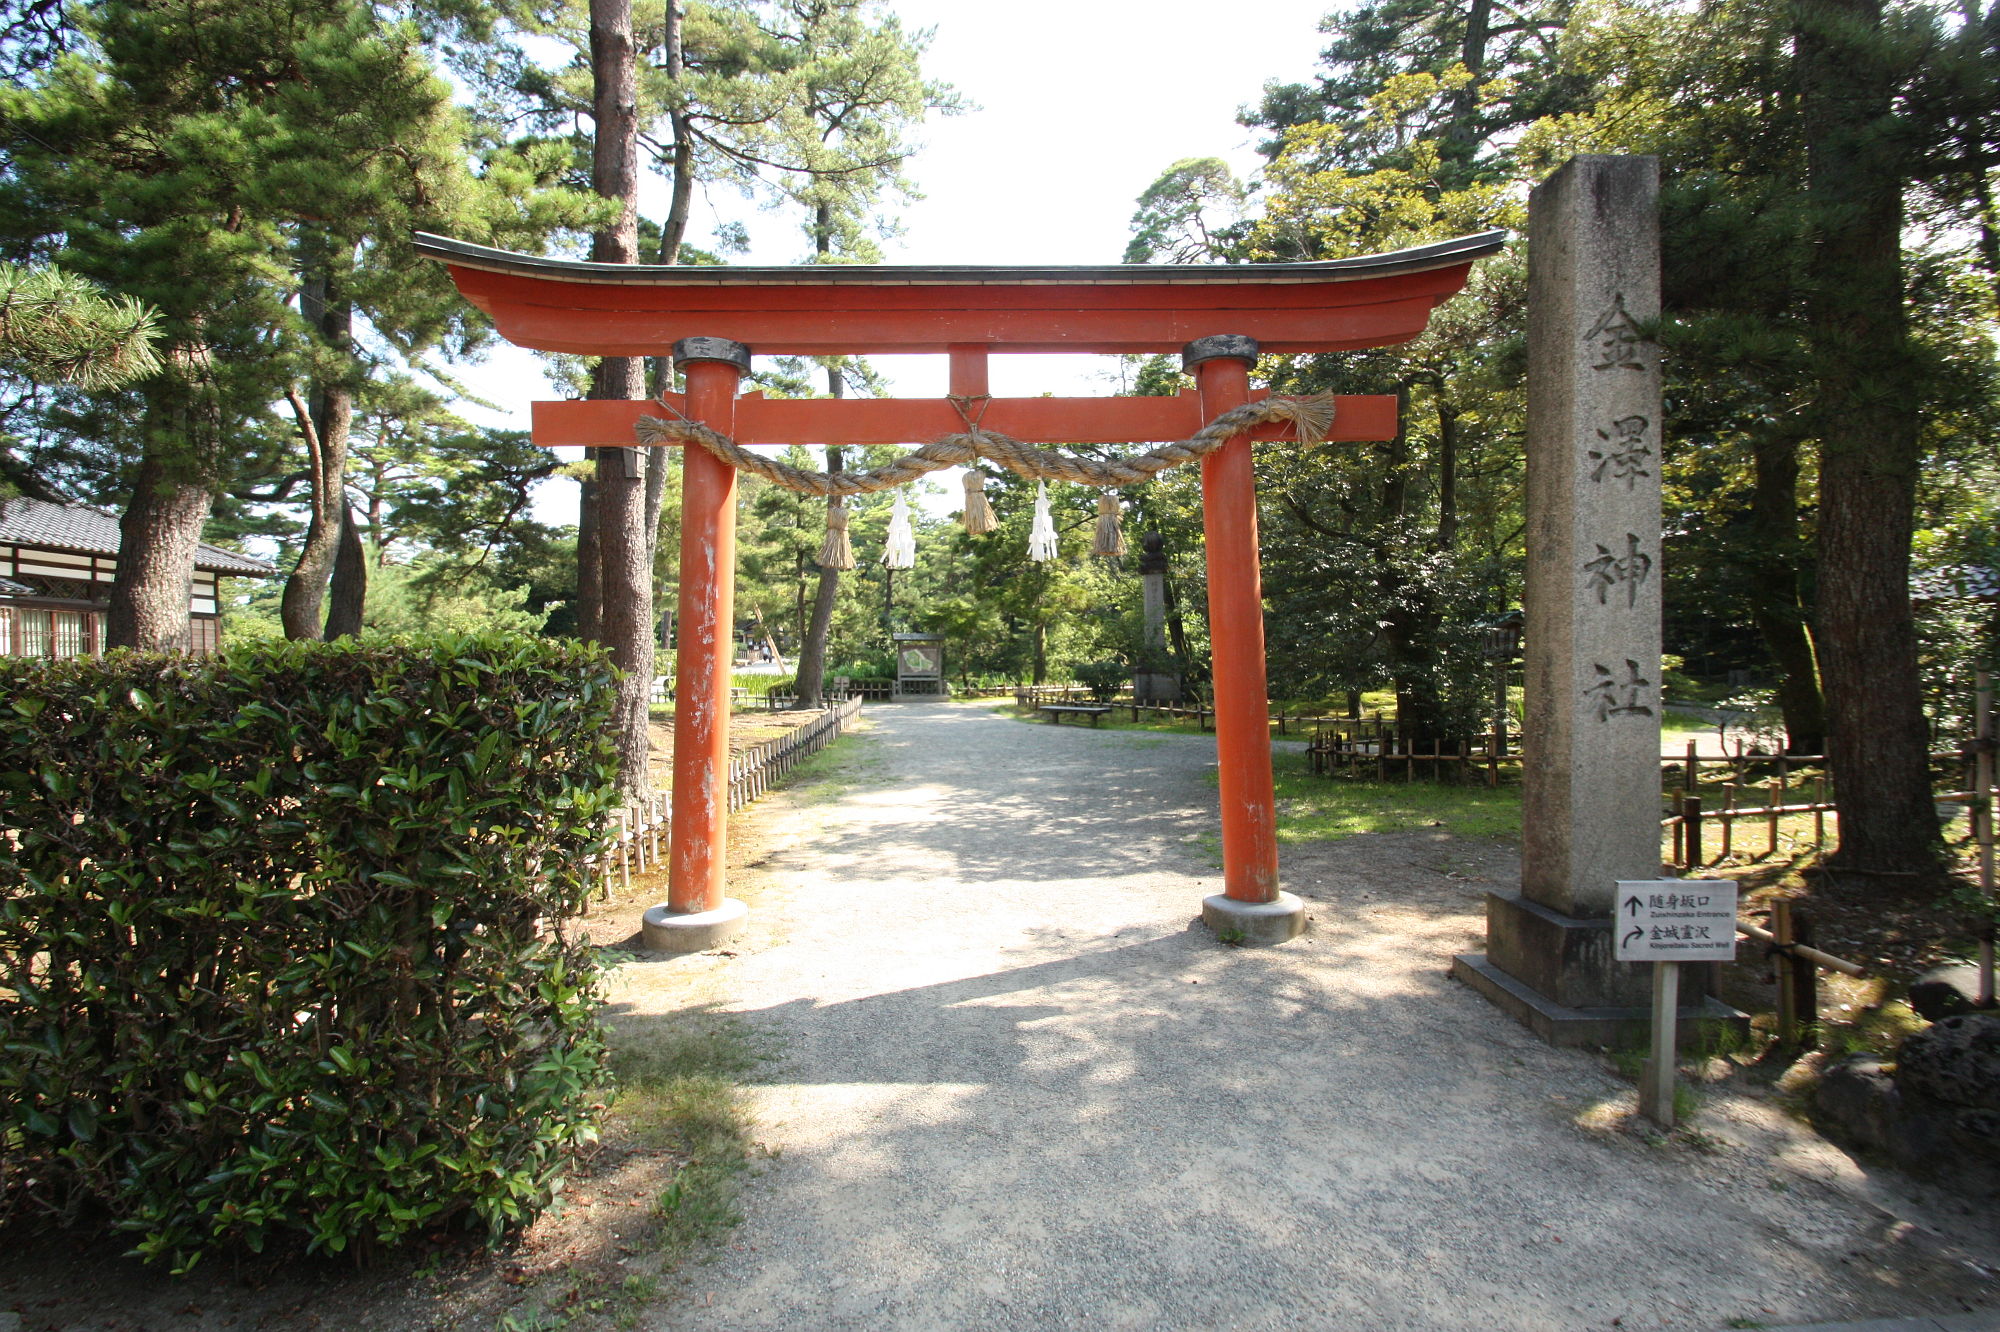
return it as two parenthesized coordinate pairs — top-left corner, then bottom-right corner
(1188, 335), (1305, 945)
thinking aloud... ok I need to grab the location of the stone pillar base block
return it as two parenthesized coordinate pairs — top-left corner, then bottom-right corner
(1452, 952), (1748, 1049)
(1485, 890), (1654, 1011)
(1202, 892), (1307, 946)
(641, 899), (747, 953)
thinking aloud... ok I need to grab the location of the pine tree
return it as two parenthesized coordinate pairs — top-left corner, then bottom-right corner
(1, 0), (600, 649)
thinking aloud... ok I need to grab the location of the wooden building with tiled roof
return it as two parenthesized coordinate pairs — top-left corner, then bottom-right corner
(0, 497), (276, 657)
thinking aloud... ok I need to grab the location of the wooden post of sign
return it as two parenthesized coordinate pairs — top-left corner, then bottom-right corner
(643, 337), (752, 954)
(1187, 335), (1305, 946)
(1641, 960), (1680, 1128)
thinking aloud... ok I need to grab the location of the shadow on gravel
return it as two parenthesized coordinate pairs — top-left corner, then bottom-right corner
(665, 706), (1999, 1330)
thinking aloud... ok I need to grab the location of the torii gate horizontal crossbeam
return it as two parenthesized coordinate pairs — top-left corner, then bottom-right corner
(412, 230), (1506, 356)
(533, 389), (1400, 449)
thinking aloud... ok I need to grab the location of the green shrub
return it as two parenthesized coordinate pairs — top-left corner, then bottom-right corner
(830, 657), (892, 682)
(0, 634), (620, 1272)
(1072, 659), (1129, 703)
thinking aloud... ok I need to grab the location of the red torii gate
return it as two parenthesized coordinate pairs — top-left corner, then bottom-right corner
(416, 230), (1504, 949)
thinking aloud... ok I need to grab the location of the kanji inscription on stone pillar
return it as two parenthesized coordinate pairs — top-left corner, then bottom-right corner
(1521, 155), (1665, 921)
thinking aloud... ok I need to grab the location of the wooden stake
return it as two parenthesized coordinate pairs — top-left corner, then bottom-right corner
(1773, 899), (1798, 1047)
(1790, 907), (1819, 1041)
(618, 807), (631, 897)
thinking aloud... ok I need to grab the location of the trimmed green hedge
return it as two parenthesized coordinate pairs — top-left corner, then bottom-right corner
(0, 635), (620, 1271)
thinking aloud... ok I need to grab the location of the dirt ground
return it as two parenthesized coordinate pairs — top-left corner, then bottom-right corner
(615, 701), (1998, 1332)
(4, 701), (1996, 1331)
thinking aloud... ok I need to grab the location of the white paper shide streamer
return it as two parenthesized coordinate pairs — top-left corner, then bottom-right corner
(1028, 481), (1059, 562)
(882, 487), (917, 569)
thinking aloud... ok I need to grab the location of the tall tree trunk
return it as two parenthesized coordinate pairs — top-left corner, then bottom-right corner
(1163, 564), (1195, 679)
(792, 210), (853, 708)
(794, 442), (843, 709)
(1435, 391), (1460, 552)
(590, 0), (651, 795)
(1746, 428), (1826, 754)
(1441, 0), (1494, 181)
(659, 0), (696, 264)
(1799, 0), (1941, 876)
(109, 343), (220, 651)
(597, 369), (651, 795)
(324, 507), (366, 638)
(280, 235), (353, 641)
(576, 461), (602, 641)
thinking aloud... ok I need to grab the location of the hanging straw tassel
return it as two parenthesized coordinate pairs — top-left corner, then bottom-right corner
(882, 488), (916, 569)
(961, 469), (997, 535)
(818, 499), (856, 570)
(1093, 492), (1127, 558)
(1028, 481), (1060, 562)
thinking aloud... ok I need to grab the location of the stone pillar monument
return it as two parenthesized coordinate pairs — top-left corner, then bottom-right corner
(1140, 532), (1168, 653)
(1135, 532), (1179, 704)
(1453, 156), (1739, 1043)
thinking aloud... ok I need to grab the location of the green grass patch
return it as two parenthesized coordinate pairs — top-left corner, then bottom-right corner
(495, 1011), (774, 1331)
(1266, 686), (1399, 716)
(1660, 711), (1716, 739)
(1267, 751), (1522, 844)
(609, 1012), (771, 1265)
(1816, 998), (1927, 1060)
(1000, 704), (1211, 736)
(782, 728), (883, 804)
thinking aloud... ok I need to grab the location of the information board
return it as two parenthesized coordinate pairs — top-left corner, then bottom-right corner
(1614, 879), (1738, 963)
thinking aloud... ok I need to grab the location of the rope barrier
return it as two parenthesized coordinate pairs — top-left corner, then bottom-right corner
(633, 394), (1337, 497)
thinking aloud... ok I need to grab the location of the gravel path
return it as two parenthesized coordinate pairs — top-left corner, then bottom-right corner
(609, 700), (2000, 1332)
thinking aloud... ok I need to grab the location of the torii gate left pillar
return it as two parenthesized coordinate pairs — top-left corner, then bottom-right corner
(641, 337), (751, 952)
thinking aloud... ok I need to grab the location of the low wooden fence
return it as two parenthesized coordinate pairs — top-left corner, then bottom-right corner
(1013, 685), (1094, 709)
(1309, 725), (1518, 785)
(596, 694), (865, 897)
(1662, 753), (1990, 870)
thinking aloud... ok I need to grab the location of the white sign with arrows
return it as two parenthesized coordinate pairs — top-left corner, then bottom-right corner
(1615, 879), (1738, 963)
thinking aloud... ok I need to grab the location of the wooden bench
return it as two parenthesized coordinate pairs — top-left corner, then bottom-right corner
(1039, 704), (1113, 727)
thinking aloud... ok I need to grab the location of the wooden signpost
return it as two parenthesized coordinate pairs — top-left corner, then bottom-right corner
(1615, 878), (1738, 1127)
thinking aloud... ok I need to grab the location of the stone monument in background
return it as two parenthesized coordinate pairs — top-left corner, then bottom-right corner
(1133, 531), (1182, 704)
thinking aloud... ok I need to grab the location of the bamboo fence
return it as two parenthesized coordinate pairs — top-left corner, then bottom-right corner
(596, 693), (865, 896)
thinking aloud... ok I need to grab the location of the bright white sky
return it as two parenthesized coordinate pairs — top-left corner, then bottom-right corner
(453, 0), (1338, 523)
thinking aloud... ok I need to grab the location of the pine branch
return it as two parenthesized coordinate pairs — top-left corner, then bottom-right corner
(0, 264), (162, 390)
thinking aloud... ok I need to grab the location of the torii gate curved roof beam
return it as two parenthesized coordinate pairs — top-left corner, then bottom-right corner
(411, 230), (1508, 357)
